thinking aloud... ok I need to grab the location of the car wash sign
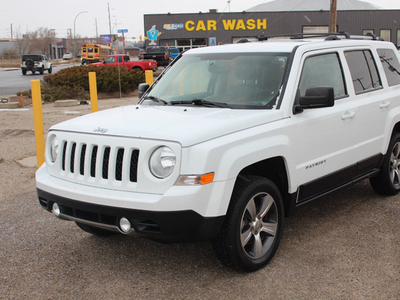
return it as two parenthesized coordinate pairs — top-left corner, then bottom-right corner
(163, 18), (267, 32)
(185, 18), (267, 31)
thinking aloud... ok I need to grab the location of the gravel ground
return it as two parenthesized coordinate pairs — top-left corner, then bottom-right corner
(1, 98), (400, 299)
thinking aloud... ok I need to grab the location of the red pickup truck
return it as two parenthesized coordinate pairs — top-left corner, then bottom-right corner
(93, 54), (157, 71)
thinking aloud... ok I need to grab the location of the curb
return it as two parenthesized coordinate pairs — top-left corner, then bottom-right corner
(54, 100), (79, 107)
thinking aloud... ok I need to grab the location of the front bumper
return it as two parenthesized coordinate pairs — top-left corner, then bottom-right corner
(37, 188), (225, 242)
(36, 163), (234, 242)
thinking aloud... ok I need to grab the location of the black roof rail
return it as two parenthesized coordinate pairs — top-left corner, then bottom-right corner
(254, 32), (383, 41)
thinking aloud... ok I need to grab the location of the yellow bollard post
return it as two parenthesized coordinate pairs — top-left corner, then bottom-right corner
(145, 70), (153, 85)
(31, 80), (45, 168)
(89, 72), (98, 112)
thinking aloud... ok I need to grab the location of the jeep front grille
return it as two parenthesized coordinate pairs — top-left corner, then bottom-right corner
(60, 141), (139, 183)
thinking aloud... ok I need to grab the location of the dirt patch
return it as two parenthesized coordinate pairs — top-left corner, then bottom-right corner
(0, 129), (35, 139)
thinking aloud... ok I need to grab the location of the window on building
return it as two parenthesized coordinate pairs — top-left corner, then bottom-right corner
(377, 48), (400, 86)
(303, 26), (329, 34)
(345, 50), (382, 94)
(177, 39), (190, 47)
(397, 30), (400, 48)
(160, 39), (176, 47)
(298, 53), (346, 99)
(363, 29), (374, 35)
(192, 39), (207, 46)
(160, 39), (208, 50)
(380, 29), (391, 41)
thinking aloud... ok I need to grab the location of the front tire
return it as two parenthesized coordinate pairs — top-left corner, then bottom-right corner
(213, 176), (284, 272)
(370, 133), (400, 195)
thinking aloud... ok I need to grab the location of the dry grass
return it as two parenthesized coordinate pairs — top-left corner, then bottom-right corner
(0, 59), (20, 68)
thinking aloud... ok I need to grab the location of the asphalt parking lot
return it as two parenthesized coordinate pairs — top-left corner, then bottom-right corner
(1, 98), (399, 299)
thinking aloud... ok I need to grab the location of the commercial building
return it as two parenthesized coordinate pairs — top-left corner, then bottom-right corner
(143, 0), (400, 50)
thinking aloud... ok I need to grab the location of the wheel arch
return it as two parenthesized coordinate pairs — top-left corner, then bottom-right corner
(236, 156), (294, 217)
(382, 108), (400, 155)
(391, 122), (400, 139)
(132, 66), (144, 72)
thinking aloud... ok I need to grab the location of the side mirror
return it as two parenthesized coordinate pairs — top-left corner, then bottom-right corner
(138, 83), (150, 99)
(293, 87), (334, 114)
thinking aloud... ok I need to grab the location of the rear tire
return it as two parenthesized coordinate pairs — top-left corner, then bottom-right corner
(75, 222), (116, 236)
(213, 176), (284, 272)
(370, 133), (400, 195)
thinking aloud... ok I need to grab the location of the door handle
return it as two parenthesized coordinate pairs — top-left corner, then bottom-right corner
(379, 101), (390, 109)
(341, 111), (356, 120)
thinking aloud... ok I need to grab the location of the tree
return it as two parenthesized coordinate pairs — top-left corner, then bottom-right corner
(14, 27), (56, 56)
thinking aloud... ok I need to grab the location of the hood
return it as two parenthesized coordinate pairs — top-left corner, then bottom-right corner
(50, 105), (286, 147)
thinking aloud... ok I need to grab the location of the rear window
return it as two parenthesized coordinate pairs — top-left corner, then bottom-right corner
(345, 50), (382, 94)
(377, 48), (400, 87)
(22, 55), (41, 61)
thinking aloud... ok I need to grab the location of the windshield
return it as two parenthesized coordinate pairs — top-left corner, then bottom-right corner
(145, 52), (288, 109)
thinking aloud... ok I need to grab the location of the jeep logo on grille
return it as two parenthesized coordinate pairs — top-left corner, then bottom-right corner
(93, 127), (108, 134)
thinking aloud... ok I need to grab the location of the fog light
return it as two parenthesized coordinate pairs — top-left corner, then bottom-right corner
(119, 217), (132, 233)
(52, 203), (60, 217)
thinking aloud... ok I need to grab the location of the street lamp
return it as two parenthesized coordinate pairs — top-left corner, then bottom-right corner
(74, 11), (88, 58)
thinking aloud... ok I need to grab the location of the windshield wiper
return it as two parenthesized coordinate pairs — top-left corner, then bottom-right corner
(143, 95), (167, 105)
(169, 99), (230, 108)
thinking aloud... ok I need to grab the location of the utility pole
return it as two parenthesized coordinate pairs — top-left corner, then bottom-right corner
(108, 3), (112, 35)
(330, 0), (337, 33)
(10, 23), (13, 40)
(95, 18), (98, 38)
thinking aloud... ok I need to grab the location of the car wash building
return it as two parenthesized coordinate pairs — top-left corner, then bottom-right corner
(143, 0), (400, 50)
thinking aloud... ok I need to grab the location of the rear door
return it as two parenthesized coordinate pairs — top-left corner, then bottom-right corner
(342, 48), (388, 175)
(294, 50), (359, 202)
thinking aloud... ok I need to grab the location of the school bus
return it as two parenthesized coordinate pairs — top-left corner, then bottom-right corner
(81, 44), (112, 64)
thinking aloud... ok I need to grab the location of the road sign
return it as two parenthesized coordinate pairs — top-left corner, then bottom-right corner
(118, 29), (128, 33)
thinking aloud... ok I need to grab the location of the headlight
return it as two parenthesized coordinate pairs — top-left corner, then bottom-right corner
(149, 146), (176, 178)
(49, 135), (59, 163)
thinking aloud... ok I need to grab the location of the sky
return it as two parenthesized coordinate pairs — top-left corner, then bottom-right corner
(1, 0), (400, 41)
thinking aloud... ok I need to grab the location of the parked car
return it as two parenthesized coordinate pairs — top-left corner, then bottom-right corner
(167, 47), (180, 60)
(140, 46), (171, 66)
(92, 54), (157, 71)
(21, 54), (52, 75)
(36, 33), (400, 272)
(62, 53), (73, 60)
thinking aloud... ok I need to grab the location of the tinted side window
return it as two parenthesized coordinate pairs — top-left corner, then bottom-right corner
(298, 53), (347, 99)
(377, 48), (400, 86)
(345, 50), (382, 94)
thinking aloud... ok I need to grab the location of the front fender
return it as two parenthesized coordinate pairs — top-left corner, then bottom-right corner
(180, 117), (297, 214)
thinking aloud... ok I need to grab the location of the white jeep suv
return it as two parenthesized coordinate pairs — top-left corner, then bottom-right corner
(36, 33), (400, 272)
(21, 54), (52, 75)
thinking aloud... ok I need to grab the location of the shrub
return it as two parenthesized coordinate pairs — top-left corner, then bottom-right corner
(40, 85), (89, 102)
(43, 65), (145, 96)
